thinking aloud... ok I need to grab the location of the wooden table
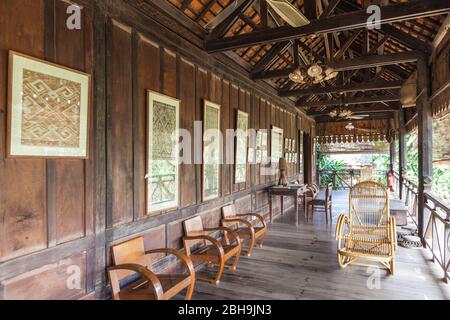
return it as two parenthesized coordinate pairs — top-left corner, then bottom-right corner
(389, 199), (408, 226)
(268, 185), (307, 225)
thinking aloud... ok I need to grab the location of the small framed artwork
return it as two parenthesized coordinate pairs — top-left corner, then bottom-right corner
(235, 110), (249, 184)
(248, 147), (256, 164)
(271, 126), (283, 164)
(147, 91), (180, 214)
(7, 51), (91, 158)
(284, 138), (289, 151)
(203, 100), (221, 201)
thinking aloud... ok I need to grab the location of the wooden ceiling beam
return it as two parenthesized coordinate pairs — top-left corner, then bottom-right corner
(207, 0), (255, 39)
(308, 104), (400, 116)
(379, 24), (432, 53)
(196, 0), (217, 22)
(315, 112), (393, 122)
(303, 0), (318, 21)
(205, 0), (450, 52)
(252, 51), (421, 80)
(320, 0), (342, 18)
(297, 94), (400, 108)
(334, 30), (362, 60)
(251, 41), (291, 73)
(331, 51), (422, 71)
(280, 80), (403, 97)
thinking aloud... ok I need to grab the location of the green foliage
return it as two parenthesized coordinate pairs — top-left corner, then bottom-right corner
(317, 144), (346, 187)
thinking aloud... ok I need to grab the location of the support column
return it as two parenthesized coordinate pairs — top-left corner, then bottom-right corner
(416, 56), (433, 241)
(398, 109), (406, 199)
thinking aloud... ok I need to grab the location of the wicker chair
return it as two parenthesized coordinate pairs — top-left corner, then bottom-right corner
(335, 181), (397, 274)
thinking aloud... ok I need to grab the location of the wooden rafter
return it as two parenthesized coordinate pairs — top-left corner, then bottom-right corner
(334, 30), (362, 60)
(279, 80), (403, 97)
(205, 0), (450, 52)
(207, 0), (255, 38)
(308, 104), (399, 116)
(297, 94), (400, 108)
(320, 0), (342, 18)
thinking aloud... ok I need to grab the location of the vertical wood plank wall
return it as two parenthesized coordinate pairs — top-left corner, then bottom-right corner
(0, 0), (314, 299)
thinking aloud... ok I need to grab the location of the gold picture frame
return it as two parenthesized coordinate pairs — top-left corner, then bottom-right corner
(7, 51), (91, 158)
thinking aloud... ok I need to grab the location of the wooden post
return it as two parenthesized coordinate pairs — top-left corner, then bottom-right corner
(416, 56), (433, 241)
(398, 109), (406, 200)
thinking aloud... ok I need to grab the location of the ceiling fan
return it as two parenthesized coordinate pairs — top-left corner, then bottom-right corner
(345, 122), (378, 133)
(328, 106), (370, 120)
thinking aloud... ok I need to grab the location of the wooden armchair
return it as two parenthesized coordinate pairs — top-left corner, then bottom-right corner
(306, 183), (333, 223)
(335, 181), (397, 274)
(221, 204), (268, 256)
(183, 216), (242, 285)
(107, 237), (195, 300)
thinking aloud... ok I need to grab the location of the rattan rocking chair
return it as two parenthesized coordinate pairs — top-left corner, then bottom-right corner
(335, 181), (397, 274)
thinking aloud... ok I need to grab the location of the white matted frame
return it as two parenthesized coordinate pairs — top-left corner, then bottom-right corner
(7, 51), (91, 158)
(147, 90), (180, 214)
(271, 126), (284, 164)
(202, 100), (221, 201)
(235, 110), (249, 184)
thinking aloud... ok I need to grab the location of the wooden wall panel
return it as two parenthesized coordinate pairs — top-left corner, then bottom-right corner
(221, 81), (231, 196)
(136, 36), (160, 217)
(1, 253), (87, 300)
(0, 0), (47, 262)
(179, 58), (196, 207)
(107, 21), (133, 226)
(230, 85), (239, 192)
(53, 0), (92, 244)
(196, 68), (208, 202)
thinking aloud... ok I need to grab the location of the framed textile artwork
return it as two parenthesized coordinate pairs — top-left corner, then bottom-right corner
(7, 51), (91, 158)
(271, 126), (284, 164)
(256, 130), (268, 164)
(147, 91), (180, 213)
(203, 100), (221, 201)
(235, 110), (249, 184)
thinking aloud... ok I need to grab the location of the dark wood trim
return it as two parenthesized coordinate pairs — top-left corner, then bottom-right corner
(321, 0), (342, 17)
(308, 104), (399, 116)
(251, 41), (290, 74)
(331, 51), (422, 71)
(44, 0), (57, 248)
(280, 80), (403, 97)
(208, 0), (255, 39)
(416, 57), (432, 242)
(315, 112), (394, 122)
(251, 66), (298, 80)
(398, 109), (406, 199)
(297, 94), (400, 108)
(205, 0), (450, 52)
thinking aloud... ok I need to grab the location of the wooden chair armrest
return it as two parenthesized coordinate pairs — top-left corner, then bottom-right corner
(236, 213), (267, 228)
(222, 217), (254, 230)
(335, 213), (350, 241)
(145, 248), (195, 279)
(183, 235), (225, 256)
(107, 263), (163, 299)
(203, 227), (242, 245)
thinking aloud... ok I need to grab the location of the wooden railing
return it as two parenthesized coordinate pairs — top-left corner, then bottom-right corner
(393, 171), (450, 283)
(319, 169), (388, 189)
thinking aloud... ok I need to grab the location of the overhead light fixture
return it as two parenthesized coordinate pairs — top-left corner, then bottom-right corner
(288, 68), (304, 83)
(345, 122), (355, 131)
(307, 63), (323, 77)
(324, 67), (338, 80)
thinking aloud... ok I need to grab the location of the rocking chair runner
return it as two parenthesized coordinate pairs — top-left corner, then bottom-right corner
(183, 216), (242, 285)
(107, 237), (195, 300)
(221, 204), (268, 256)
(335, 181), (397, 274)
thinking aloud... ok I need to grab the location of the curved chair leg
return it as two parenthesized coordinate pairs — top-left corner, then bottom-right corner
(229, 247), (242, 271)
(212, 257), (225, 285)
(245, 236), (256, 256)
(338, 253), (351, 268)
(258, 233), (267, 248)
(390, 258), (395, 275)
(185, 283), (195, 300)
